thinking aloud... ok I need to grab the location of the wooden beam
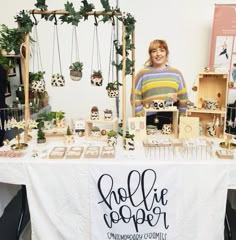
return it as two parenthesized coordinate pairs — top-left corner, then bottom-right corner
(122, 23), (126, 144)
(29, 9), (122, 16)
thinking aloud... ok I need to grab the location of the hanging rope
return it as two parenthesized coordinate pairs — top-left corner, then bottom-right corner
(70, 25), (80, 65)
(32, 13), (43, 74)
(108, 19), (116, 84)
(90, 14), (102, 76)
(51, 14), (63, 76)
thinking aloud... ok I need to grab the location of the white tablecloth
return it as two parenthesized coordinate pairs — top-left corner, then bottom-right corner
(0, 137), (235, 240)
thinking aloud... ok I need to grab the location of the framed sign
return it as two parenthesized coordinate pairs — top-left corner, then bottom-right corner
(209, 4), (236, 87)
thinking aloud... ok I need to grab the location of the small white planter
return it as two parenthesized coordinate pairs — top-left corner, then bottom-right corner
(107, 136), (117, 146)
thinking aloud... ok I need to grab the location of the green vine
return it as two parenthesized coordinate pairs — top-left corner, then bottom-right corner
(13, 0), (136, 75)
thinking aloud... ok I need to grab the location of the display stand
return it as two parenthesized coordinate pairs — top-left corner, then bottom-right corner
(20, 9), (135, 146)
(186, 72), (228, 138)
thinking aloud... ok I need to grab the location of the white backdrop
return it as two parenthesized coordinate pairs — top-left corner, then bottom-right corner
(1, 0), (235, 122)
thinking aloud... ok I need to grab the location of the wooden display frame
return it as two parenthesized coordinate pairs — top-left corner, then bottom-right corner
(21, 10), (134, 146)
(49, 147), (67, 159)
(100, 146), (115, 158)
(65, 146), (84, 159)
(144, 107), (179, 137)
(84, 146), (100, 158)
(85, 117), (118, 140)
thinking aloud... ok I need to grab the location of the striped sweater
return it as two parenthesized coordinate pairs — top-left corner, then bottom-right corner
(132, 66), (188, 116)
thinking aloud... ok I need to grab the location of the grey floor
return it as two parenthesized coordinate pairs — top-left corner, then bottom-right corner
(0, 186), (30, 240)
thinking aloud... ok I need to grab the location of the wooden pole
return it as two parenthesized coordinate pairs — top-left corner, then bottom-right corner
(22, 34), (30, 143)
(131, 30), (135, 117)
(29, 9), (121, 16)
(122, 23), (126, 144)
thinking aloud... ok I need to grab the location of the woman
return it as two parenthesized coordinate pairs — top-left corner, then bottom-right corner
(132, 39), (188, 128)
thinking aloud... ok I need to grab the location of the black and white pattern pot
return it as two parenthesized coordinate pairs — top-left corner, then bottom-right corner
(51, 73), (65, 87)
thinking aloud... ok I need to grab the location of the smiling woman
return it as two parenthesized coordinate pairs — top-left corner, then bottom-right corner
(131, 39), (189, 127)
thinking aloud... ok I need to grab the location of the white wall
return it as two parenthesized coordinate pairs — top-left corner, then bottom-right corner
(0, 0), (234, 122)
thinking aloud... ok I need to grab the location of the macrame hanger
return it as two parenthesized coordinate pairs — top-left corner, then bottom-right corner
(90, 13), (102, 76)
(70, 26), (80, 65)
(51, 14), (63, 76)
(108, 16), (116, 84)
(32, 11), (44, 77)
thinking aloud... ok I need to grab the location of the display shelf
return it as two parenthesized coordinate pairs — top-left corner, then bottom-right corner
(196, 72), (228, 109)
(144, 107), (179, 137)
(85, 117), (118, 140)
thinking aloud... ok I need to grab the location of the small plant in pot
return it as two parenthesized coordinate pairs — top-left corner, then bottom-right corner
(29, 71), (46, 93)
(37, 121), (46, 144)
(69, 61), (83, 81)
(64, 125), (75, 144)
(107, 129), (118, 146)
(91, 70), (103, 86)
(106, 81), (122, 98)
(91, 126), (101, 138)
(51, 73), (65, 87)
(124, 131), (135, 151)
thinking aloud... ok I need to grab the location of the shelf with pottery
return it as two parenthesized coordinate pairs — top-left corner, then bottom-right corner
(186, 72), (228, 138)
(85, 117), (118, 140)
(144, 106), (179, 137)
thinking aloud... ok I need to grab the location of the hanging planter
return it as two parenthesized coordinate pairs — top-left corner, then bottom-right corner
(29, 71), (46, 93)
(91, 70), (103, 86)
(90, 19), (103, 86)
(69, 61), (83, 81)
(69, 26), (83, 81)
(106, 81), (122, 98)
(51, 16), (64, 87)
(51, 73), (65, 87)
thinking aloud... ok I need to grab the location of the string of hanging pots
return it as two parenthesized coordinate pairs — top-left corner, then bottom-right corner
(13, 0), (136, 78)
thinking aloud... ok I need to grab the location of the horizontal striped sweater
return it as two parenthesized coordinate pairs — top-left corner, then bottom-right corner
(132, 66), (188, 116)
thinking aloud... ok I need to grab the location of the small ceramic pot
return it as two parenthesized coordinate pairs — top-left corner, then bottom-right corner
(206, 123), (216, 137)
(91, 131), (101, 138)
(64, 135), (75, 144)
(161, 124), (172, 134)
(123, 138), (135, 151)
(204, 99), (218, 110)
(152, 100), (165, 110)
(51, 73), (65, 87)
(70, 70), (82, 81)
(107, 89), (119, 98)
(107, 136), (117, 146)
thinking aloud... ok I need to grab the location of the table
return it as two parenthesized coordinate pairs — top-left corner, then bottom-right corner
(0, 136), (236, 240)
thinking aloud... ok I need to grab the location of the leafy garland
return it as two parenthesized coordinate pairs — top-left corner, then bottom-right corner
(14, 0), (136, 75)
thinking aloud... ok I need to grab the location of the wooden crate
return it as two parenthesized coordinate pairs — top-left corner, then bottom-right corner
(196, 72), (228, 109)
(85, 117), (118, 140)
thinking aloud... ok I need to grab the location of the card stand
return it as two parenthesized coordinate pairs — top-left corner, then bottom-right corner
(216, 149), (234, 159)
(65, 146), (84, 159)
(143, 139), (181, 161)
(84, 146), (100, 158)
(85, 117), (118, 140)
(49, 147), (67, 159)
(181, 139), (212, 160)
(100, 146), (115, 158)
(144, 108), (179, 137)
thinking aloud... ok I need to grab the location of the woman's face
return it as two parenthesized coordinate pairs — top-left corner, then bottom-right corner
(150, 45), (167, 69)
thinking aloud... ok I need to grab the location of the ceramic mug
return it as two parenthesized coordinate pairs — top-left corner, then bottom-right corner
(206, 123), (216, 137)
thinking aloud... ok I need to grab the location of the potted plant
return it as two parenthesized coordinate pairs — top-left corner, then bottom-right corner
(107, 129), (118, 146)
(38, 111), (55, 130)
(124, 131), (135, 151)
(91, 70), (103, 86)
(37, 121), (46, 144)
(105, 81), (122, 98)
(55, 111), (66, 128)
(64, 125), (75, 144)
(91, 126), (101, 138)
(69, 61), (83, 81)
(29, 71), (46, 93)
(51, 73), (65, 87)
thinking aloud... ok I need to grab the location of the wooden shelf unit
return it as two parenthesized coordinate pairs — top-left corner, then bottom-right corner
(187, 72), (229, 138)
(145, 107), (179, 137)
(85, 117), (118, 140)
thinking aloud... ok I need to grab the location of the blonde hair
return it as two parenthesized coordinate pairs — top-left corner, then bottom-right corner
(145, 39), (169, 66)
